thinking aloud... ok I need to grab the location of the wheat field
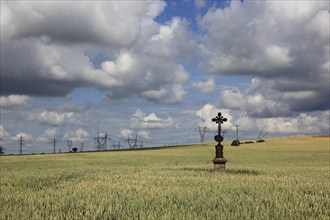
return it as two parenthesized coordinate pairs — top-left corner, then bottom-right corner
(0, 136), (329, 219)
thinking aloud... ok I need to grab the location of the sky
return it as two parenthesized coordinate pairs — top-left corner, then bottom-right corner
(1, 0), (329, 154)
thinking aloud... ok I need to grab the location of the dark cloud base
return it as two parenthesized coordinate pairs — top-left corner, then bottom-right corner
(1, 76), (74, 97)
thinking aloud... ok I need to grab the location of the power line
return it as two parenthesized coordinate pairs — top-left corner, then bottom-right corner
(256, 18), (327, 137)
(256, 129), (264, 141)
(256, 129), (268, 142)
(280, 18), (326, 95)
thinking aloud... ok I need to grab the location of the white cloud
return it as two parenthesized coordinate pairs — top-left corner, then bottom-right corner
(254, 111), (329, 134)
(195, 104), (329, 137)
(119, 129), (149, 140)
(1, 1), (193, 104)
(264, 45), (294, 68)
(141, 87), (167, 101)
(192, 78), (216, 94)
(137, 131), (151, 140)
(1, 126), (34, 149)
(224, 107), (330, 136)
(1, 0), (329, 152)
(219, 70), (329, 118)
(63, 128), (89, 143)
(195, 103), (233, 131)
(129, 109), (174, 129)
(12, 132), (33, 143)
(30, 111), (81, 126)
(199, 1), (329, 114)
(1, 1), (147, 46)
(234, 113), (258, 131)
(195, 0), (206, 9)
(36, 128), (57, 143)
(199, 1), (300, 75)
(0, 125), (10, 142)
(151, 20), (176, 43)
(164, 84), (187, 104)
(146, 0), (166, 18)
(0, 95), (31, 108)
(119, 129), (134, 139)
(147, 17), (198, 59)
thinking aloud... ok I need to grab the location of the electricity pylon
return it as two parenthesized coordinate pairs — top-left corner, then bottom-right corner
(67, 140), (73, 152)
(195, 125), (209, 143)
(80, 142), (84, 152)
(94, 132), (111, 150)
(235, 125), (239, 141)
(52, 139), (56, 154)
(18, 135), (24, 155)
(112, 141), (122, 150)
(127, 134), (143, 149)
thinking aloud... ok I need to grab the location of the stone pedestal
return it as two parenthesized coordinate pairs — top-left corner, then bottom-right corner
(212, 158), (227, 172)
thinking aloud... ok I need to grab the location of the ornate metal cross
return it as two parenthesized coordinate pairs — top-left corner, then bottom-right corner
(212, 112), (227, 143)
(212, 112), (227, 160)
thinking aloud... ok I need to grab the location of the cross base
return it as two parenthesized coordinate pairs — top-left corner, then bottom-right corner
(212, 158), (227, 172)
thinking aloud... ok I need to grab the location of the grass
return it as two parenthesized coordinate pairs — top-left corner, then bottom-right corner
(0, 136), (329, 219)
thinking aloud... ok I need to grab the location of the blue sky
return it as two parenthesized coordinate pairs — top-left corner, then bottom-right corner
(1, 0), (329, 154)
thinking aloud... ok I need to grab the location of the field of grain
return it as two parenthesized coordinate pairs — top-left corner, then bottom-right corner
(0, 136), (329, 219)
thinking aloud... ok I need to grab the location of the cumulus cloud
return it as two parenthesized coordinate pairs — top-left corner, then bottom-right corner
(137, 131), (151, 140)
(0, 126), (33, 151)
(141, 88), (167, 102)
(103, 51), (189, 103)
(200, 1), (329, 114)
(195, 0), (206, 9)
(199, 1), (328, 75)
(1, 0), (329, 149)
(129, 109), (174, 129)
(63, 128), (89, 142)
(0, 125), (10, 143)
(1, 1), (193, 104)
(0, 95), (31, 108)
(214, 109), (330, 138)
(254, 111), (330, 135)
(36, 128), (57, 143)
(191, 78), (216, 94)
(0, 127), (13, 149)
(28, 111), (81, 126)
(12, 132), (33, 143)
(119, 129), (134, 139)
(219, 75), (328, 118)
(56, 101), (92, 113)
(146, 17), (198, 59)
(119, 129), (150, 140)
(195, 103), (234, 130)
(0, 125), (34, 148)
(220, 86), (289, 118)
(1, 1), (148, 46)
(164, 84), (187, 104)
